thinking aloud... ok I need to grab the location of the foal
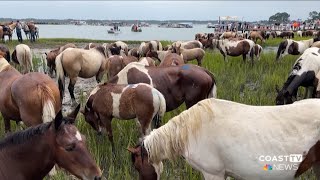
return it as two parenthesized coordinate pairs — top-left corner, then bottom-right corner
(82, 83), (166, 154)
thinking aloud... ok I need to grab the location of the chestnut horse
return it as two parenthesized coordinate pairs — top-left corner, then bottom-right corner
(0, 22), (17, 42)
(45, 43), (76, 77)
(55, 46), (108, 104)
(172, 43), (205, 66)
(0, 105), (102, 179)
(106, 54), (138, 79)
(82, 83), (166, 154)
(159, 53), (184, 67)
(108, 62), (217, 111)
(0, 52), (61, 133)
(128, 98), (320, 180)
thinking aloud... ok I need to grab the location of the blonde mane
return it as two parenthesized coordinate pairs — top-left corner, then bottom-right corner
(144, 99), (214, 163)
(0, 57), (10, 72)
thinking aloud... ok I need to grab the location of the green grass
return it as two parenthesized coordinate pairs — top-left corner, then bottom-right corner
(0, 39), (316, 180)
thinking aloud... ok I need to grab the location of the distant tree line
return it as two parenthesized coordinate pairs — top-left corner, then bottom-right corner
(268, 11), (320, 24)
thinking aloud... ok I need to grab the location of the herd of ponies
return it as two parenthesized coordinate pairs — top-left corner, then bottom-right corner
(0, 28), (320, 179)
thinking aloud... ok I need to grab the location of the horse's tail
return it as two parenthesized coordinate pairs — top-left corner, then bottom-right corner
(158, 41), (163, 51)
(203, 68), (217, 98)
(22, 48), (29, 73)
(26, 48), (33, 72)
(55, 53), (65, 100)
(152, 88), (166, 129)
(39, 84), (56, 123)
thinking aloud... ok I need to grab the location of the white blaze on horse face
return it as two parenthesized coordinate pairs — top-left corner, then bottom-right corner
(75, 131), (82, 141)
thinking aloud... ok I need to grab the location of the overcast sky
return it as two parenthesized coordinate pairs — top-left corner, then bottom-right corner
(3, 1), (320, 21)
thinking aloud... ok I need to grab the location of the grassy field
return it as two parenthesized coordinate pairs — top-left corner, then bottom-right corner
(0, 38), (317, 180)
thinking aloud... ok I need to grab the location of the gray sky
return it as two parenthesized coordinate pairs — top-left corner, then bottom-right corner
(3, 1), (320, 21)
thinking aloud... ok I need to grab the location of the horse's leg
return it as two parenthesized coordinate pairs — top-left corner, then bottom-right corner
(103, 118), (115, 157)
(197, 57), (202, 66)
(242, 54), (246, 62)
(313, 162), (320, 180)
(68, 77), (77, 105)
(96, 69), (105, 83)
(3, 117), (11, 135)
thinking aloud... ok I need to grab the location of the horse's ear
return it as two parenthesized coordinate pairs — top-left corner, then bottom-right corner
(54, 110), (64, 130)
(67, 104), (80, 123)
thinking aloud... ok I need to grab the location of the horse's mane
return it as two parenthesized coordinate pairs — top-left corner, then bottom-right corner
(94, 46), (107, 58)
(0, 122), (51, 150)
(144, 98), (214, 163)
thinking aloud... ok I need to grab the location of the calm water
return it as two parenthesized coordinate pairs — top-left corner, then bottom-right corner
(14, 24), (215, 41)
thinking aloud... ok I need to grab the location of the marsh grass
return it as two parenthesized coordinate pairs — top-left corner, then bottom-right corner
(0, 39), (316, 180)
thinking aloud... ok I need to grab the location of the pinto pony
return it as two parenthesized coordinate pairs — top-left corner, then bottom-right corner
(276, 47), (320, 105)
(139, 41), (163, 57)
(11, 44), (33, 74)
(139, 57), (156, 66)
(45, 43), (76, 77)
(82, 83), (166, 153)
(108, 62), (217, 111)
(128, 98), (320, 180)
(212, 39), (255, 63)
(172, 40), (203, 50)
(0, 52), (61, 133)
(276, 38), (320, 60)
(0, 106), (102, 179)
(55, 46), (108, 104)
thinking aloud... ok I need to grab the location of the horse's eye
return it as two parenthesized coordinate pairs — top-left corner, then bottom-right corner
(65, 143), (76, 152)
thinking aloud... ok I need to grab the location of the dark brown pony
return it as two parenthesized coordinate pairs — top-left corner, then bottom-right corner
(45, 43), (76, 77)
(0, 105), (102, 180)
(0, 52), (61, 133)
(0, 44), (10, 61)
(108, 62), (217, 111)
(82, 83), (166, 153)
(280, 31), (294, 39)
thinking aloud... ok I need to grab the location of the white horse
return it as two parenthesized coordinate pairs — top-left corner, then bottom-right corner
(129, 98), (320, 180)
(11, 44), (33, 74)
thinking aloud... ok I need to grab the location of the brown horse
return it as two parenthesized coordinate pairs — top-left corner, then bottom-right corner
(45, 43), (76, 76)
(0, 105), (102, 179)
(0, 44), (10, 61)
(159, 53), (184, 67)
(172, 43), (205, 66)
(139, 57), (156, 66)
(108, 62), (217, 111)
(0, 52), (61, 133)
(128, 47), (140, 59)
(55, 46), (108, 104)
(82, 83), (166, 154)
(249, 31), (265, 44)
(0, 22), (17, 42)
(106, 55), (138, 79)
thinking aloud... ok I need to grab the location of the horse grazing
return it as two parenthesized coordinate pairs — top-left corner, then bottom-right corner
(0, 22), (17, 42)
(128, 98), (320, 180)
(249, 31), (265, 44)
(82, 83), (166, 153)
(128, 47), (140, 59)
(195, 33), (206, 40)
(45, 43), (76, 77)
(172, 43), (205, 66)
(0, 44), (10, 62)
(110, 41), (129, 55)
(0, 52), (61, 133)
(146, 49), (170, 62)
(11, 44), (33, 74)
(276, 47), (320, 105)
(0, 105), (102, 179)
(159, 53), (184, 67)
(55, 46), (108, 104)
(276, 38), (320, 60)
(139, 57), (156, 66)
(108, 62), (216, 111)
(280, 31), (294, 39)
(254, 44), (263, 61)
(212, 39), (255, 63)
(302, 30), (314, 37)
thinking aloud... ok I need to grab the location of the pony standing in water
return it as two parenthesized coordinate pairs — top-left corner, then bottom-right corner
(276, 47), (320, 105)
(0, 51), (61, 133)
(82, 83), (166, 154)
(11, 44), (33, 74)
(129, 98), (320, 180)
(55, 46), (108, 104)
(0, 106), (102, 179)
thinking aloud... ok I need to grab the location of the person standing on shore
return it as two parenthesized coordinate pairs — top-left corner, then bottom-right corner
(16, 20), (23, 42)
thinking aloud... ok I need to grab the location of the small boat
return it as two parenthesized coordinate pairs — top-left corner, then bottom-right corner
(131, 24), (142, 32)
(107, 28), (121, 34)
